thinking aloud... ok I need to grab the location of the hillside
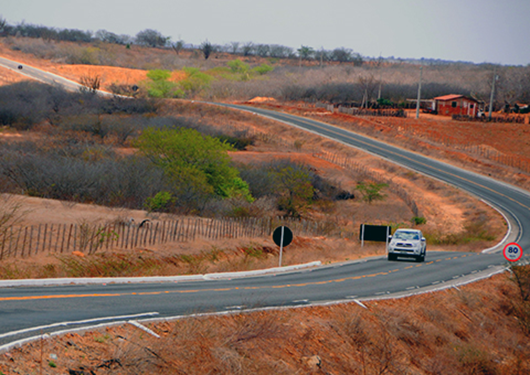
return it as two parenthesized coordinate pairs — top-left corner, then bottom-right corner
(0, 35), (527, 375)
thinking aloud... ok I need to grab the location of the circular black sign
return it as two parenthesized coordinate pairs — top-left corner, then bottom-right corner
(272, 226), (293, 247)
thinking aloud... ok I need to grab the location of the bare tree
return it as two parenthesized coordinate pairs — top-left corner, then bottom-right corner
(242, 42), (254, 56)
(201, 40), (213, 60)
(171, 39), (185, 55)
(228, 41), (240, 55)
(358, 74), (378, 108)
(255, 44), (270, 57)
(79, 74), (102, 94)
(135, 29), (168, 48)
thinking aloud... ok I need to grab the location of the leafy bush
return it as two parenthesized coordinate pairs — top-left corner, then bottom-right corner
(145, 69), (182, 98)
(356, 182), (388, 204)
(227, 59), (250, 74)
(215, 134), (254, 150)
(145, 191), (175, 212)
(412, 216), (427, 225)
(136, 127), (253, 205)
(252, 63), (274, 75)
(178, 67), (214, 97)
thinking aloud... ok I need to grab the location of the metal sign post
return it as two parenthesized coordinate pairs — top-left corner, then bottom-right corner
(272, 226), (293, 267)
(279, 226), (284, 267)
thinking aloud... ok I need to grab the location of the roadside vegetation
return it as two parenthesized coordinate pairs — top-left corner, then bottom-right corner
(0, 82), (356, 220)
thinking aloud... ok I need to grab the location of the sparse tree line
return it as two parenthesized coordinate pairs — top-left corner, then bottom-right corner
(2, 17), (529, 107)
(0, 17), (363, 63)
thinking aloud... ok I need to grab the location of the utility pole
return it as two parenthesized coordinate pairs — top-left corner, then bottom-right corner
(377, 53), (383, 100)
(415, 65), (423, 119)
(488, 66), (497, 120)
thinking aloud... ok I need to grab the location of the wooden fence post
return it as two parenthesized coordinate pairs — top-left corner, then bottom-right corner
(13, 227), (21, 258)
(54, 224), (61, 253)
(125, 225), (131, 249)
(88, 224), (96, 253)
(60, 224), (66, 253)
(161, 221), (167, 243)
(66, 224), (73, 253)
(28, 226), (34, 257)
(47, 224), (53, 253)
(0, 229), (5, 260)
(21, 227), (28, 258)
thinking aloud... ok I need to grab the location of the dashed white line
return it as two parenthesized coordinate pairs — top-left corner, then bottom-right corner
(0, 312), (159, 340)
(225, 305), (245, 310)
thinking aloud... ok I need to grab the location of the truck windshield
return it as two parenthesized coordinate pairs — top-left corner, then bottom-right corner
(394, 231), (419, 240)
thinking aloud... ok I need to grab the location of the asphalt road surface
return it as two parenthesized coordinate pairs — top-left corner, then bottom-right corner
(0, 62), (528, 348)
(0, 56), (114, 96)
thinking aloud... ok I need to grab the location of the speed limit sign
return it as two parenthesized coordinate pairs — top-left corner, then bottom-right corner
(503, 242), (523, 262)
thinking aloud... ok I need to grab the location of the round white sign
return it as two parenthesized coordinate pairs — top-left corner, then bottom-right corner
(503, 242), (523, 262)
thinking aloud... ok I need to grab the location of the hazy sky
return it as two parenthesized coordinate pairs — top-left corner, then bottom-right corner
(2, 0), (529, 65)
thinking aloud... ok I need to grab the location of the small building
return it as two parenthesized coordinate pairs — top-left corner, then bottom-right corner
(433, 94), (480, 117)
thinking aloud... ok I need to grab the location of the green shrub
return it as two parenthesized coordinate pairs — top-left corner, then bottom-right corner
(356, 182), (388, 204)
(145, 191), (175, 212)
(145, 69), (182, 98)
(252, 63), (274, 75)
(227, 59), (250, 74)
(178, 67), (214, 96)
(216, 134), (254, 150)
(412, 216), (427, 225)
(136, 127), (252, 203)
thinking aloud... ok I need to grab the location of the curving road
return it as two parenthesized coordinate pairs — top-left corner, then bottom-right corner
(0, 60), (529, 349)
(0, 56), (114, 96)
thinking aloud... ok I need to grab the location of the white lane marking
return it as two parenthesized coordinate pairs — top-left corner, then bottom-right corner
(406, 286), (417, 290)
(353, 299), (368, 309)
(345, 295), (358, 299)
(0, 312), (159, 340)
(0, 321), (126, 354)
(225, 305), (245, 310)
(128, 321), (160, 338)
(293, 299), (309, 304)
(431, 281), (440, 285)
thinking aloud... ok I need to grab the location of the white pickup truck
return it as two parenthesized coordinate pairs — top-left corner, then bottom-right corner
(387, 229), (426, 262)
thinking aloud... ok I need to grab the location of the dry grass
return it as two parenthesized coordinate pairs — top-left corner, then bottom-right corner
(252, 101), (530, 191)
(0, 99), (507, 277)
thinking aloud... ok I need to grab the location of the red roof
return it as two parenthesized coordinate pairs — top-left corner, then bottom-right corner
(434, 94), (478, 102)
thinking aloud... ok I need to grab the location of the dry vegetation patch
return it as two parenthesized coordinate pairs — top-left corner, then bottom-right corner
(250, 101), (530, 190)
(0, 99), (506, 278)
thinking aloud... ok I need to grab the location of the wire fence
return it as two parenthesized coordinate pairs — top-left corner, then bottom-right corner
(314, 102), (530, 175)
(315, 103), (407, 118)
(0, 216), (336, 260)
(452, 114), (528, 124)
(315, 150), (421, 217)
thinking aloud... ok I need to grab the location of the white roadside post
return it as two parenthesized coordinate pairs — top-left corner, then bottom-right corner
(279, 226), (284, 267)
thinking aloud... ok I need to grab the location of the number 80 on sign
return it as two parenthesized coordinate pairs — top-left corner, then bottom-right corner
(503, 242), (523, 262)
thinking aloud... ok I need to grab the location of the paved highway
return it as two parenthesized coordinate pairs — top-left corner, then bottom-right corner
(0, 56), (114, 96)
(0, 60), (528, 349)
